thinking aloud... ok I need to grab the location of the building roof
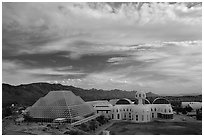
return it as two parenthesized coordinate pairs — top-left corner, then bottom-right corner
(28, 90), (95, 119)
(109, 99), (119, 106)
(188, 103), (202, 110)
(181, 102), (202, 109)
(86, 100), (109, 106)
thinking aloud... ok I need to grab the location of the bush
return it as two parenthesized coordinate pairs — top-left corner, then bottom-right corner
(79, 123), (90, 132)
(89, 120), (97, 131)
(47, 124), (51, 127)
(96, 115), (106, 124)
(185, 106), (193, 112)
(42, 127), (47, 131)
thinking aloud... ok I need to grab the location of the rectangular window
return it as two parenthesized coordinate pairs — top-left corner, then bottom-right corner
(106, 111), (108, 114)
(142, 115), (144, 121)
(152, 113), (154, 118)
(117, 114), (120, 119)
(112, 114), (114, 119)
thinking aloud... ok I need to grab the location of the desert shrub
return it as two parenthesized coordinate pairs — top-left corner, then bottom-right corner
(79, 123), (90, 132)
(46, 124), (51, 127)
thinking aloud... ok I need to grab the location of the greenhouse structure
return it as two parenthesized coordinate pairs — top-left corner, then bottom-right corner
(28, 90), (95, 122)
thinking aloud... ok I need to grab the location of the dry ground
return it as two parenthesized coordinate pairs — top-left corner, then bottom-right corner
(107, 114), (202, 135)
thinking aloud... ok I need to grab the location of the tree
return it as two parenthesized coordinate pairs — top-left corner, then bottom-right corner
(196, 109), (202, 120)
(185, 106), (193, 112)
(182, 108), (187, 114)
(96, 115), (106, 124)
(79, 123), (90, 132)
(2, 107), (12, 118)
(89, 120), (97, 131)
(23, 112), (32, 122)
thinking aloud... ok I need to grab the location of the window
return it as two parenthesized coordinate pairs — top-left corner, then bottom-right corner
(155, 108), (156, 111)
(106, 111), (108, 114)
(164, 109), (166, 113)
(152, 113), (154, 118)
(112, 114), (114, 119)
(117, 114), (120, 119)
(169, 109), (171, 113)
(127, 109), (128, 111)
(147, 115), (148, 120)
(142, 115), (144, 121)
(124, 114), (126, 118)
(129, 113), (131, 118)
(139, 94), (141, 97)
(116, 109), (118, 112)
(151, 108), (153, 111)
(136, 115), (138, 121)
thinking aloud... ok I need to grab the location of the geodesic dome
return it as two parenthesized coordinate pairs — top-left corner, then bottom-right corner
(28, 91), (95, 120)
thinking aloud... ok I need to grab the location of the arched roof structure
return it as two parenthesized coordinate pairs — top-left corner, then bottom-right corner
(116, 98), (132, 105)
(145, 99), (151, 104)
(152, 98), (170, 104)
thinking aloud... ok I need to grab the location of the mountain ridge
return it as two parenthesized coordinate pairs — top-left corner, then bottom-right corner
(2, 82), (159, 107)
(2, 82), (201, 108)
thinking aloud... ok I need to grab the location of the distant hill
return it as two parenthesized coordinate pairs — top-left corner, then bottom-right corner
(3, 82), (148, 107)
(2, 82), (201, 109)
(146, 92), (159, 97)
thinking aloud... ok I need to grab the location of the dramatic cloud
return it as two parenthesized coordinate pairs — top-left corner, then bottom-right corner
(2, 2), (202, 94)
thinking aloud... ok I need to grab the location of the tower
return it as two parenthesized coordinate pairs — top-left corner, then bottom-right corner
(135, 91), (146, 105)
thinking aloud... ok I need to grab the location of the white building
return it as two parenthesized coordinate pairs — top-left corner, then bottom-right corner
(181, 102), (202, 110)
(91, 91), (173, 123)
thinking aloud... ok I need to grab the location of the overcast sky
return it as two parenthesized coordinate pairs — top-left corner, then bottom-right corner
(2, 2), (202, 94)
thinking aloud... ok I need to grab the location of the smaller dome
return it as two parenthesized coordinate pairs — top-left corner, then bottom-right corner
(156, 104), (173, 114)
(135, 91), (146, 99)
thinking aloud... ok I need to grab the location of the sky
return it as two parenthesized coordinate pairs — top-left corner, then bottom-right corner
(2, 2), (202, 94)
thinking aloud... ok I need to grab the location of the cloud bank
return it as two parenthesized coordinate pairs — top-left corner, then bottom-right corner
(2, 2), (202, 94)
